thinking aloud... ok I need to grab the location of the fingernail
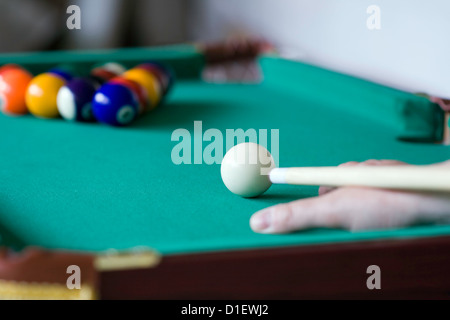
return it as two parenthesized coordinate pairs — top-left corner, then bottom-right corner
(250, 210), (271, 232)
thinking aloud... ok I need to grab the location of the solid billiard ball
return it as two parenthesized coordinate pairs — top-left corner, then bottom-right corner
(92, 82), (140, 127)
(90, 68), (117, 83)
(49, 68), (74, 82)
(0, 65), (33, 115)
(221, 142), (276, 198)
(57, 78), (98, 122)
(26, 73), (66, 118)
(110, 77), (149, 115)
(123, 68), (161, 110)
(0, 64), (21, 75)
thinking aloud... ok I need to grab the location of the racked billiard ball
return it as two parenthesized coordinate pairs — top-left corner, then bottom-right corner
(26, 73), (66, 118)
(98, 62), (126, 76)
(0, 65), (33, 115)
(92, 82), (140, 127)
(136, 63), (170, 95)
(90, 62), (126, 84)
(123, 68), (161, 110)
(49, 68), (74, 82)
(57, 78), (98, 122)
(110, 77), (149, 115)
(90, 68), (117, 83)
(0, 64), (21, 75)
(142, 61), (175, 94)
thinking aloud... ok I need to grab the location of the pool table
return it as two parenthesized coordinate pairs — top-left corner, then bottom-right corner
(0, 45), (449, 300)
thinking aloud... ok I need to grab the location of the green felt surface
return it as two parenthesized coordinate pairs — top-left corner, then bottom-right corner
(0, 47), (449, 255)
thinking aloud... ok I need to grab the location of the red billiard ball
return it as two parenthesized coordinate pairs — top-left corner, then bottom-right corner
(90, 62), (126, 84)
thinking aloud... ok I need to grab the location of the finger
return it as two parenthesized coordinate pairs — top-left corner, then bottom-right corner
(318, 185), (334, 195)
(433, 160), (450, 167)
(250, 192), (346, 233)
(359, 159), (407, 166)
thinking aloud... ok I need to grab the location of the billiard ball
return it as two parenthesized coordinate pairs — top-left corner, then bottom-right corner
(90, 62), (126, 84)
(26, 73), (66, 118)
(0, 65), (33, 115)
(136, 63), (170, 95)
(49, 68), (74, 82)
(90, 68), (117, 83)
(92, 82), (140, 127)
(123, 68), (161, 110)
(142, 61), (175, 94)
(110, 77), (149, 115)
(0, 64), (21, 75)
(98, 62), (126, 76)
(221, 142), (276, 198)
(57, 78), (98, 122)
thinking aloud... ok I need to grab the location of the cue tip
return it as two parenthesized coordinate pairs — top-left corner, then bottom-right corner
(270, 168), (287, 184)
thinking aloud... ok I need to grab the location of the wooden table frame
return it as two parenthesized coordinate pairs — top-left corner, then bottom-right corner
(100, 236), (450, 300)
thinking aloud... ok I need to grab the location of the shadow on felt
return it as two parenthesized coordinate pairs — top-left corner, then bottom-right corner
(251, 189), (318, 205)
(0, 197), (28, 250)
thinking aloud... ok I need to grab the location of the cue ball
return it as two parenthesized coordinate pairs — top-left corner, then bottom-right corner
(221, 142), (276, 198)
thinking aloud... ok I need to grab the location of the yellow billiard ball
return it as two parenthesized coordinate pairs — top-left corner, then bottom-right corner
(26, 73), (66, 118)
(123, 68), (161, 111)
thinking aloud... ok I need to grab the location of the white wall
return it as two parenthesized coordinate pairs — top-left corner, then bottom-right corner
(189, 0), (450, 98)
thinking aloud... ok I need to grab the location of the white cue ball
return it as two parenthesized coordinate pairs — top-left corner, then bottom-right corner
(221, 142), (276, 198)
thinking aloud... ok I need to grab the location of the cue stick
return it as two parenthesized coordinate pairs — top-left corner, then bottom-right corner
(443, 112), (450, 146)
(269, 166), (450, 192)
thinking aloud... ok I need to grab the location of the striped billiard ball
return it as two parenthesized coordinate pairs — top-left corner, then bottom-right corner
(57, 78), (98, 122)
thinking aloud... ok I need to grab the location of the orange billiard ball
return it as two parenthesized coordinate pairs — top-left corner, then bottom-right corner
(0, 65), (33, 116)
(26, 73), (66, 118)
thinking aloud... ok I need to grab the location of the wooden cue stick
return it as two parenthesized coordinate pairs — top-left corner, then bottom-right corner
(443, 112), (450, 145)
(269, 166), (450, 192)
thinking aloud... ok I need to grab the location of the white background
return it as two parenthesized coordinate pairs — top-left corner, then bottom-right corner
(0, 0), (448, 98)
(189, 0), (450, 98)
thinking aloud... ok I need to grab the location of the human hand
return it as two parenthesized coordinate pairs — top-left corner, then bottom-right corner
(250, 160), (450, 233)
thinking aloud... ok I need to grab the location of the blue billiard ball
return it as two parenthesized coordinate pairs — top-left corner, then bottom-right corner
(92, 83), (140, 127)
(57, 78), (98, 122)
(49, 68), (74, 82)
